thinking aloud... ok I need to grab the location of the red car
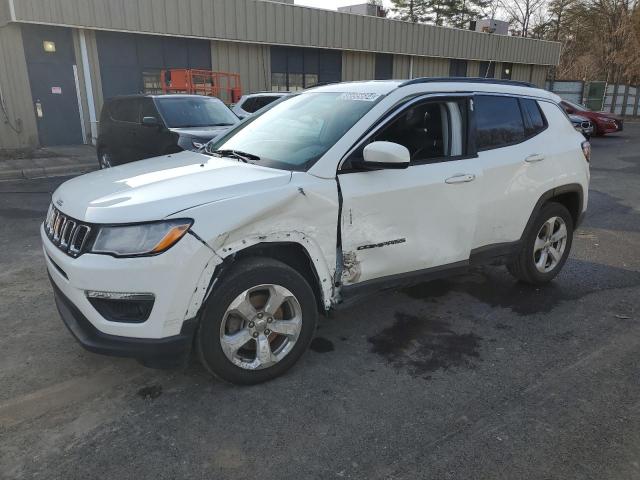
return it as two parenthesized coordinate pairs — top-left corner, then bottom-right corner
(560, 100), (623, 136)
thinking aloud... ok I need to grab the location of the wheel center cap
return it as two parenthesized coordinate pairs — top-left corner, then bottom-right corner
(254, 318), (267, 332)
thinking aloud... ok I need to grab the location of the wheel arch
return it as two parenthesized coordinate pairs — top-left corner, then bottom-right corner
(190, 237), (334, 322)
(231, 242), (327, 313)
(521, 183), (584, 241)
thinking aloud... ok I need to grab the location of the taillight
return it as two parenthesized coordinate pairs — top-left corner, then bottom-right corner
(581, 140), (591, 163)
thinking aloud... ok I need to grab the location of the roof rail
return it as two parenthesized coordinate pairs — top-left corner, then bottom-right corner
(399, 77), (537, 88)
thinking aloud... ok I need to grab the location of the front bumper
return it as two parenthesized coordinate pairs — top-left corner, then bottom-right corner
(50, 274), (196, 367)
(42, 222), (220, 365)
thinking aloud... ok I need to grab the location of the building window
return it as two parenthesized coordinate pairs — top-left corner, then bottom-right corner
(501, 63), (513, 80)
(449, 59), (467, 77)
(375, 54), (394, 80)
(479, 61), (495, 79)
(142, 71), (162, 94)
(271, 46), (341, 91)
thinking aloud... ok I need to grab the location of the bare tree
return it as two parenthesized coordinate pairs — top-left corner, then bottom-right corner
(499, 0), (547, 36)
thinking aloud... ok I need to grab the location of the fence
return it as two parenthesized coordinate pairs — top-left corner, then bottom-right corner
(546, 80), (640, 117)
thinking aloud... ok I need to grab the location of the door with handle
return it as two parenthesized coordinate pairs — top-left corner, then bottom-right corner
(339, 159), (483, 284)
(472, 94), (554, 247)
(525, 153), (545, 163)
(337, 96), (482, 285)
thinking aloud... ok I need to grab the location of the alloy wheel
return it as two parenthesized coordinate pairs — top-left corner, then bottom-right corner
(219, 284), (303, 370)
(533, 216), (568, 273)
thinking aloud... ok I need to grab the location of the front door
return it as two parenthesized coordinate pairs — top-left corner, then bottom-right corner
(22, 25), (83, 146)
(338, 96), (481, 285)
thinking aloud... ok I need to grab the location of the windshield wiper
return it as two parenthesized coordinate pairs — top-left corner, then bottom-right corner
(208, 149), (261, 162)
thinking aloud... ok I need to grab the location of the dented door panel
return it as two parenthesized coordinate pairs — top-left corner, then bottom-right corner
(338, 160), (482, 285)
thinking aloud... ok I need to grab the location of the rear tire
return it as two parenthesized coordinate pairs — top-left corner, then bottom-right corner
(196, 257), (318, 385)
(507, 202), (574, 285)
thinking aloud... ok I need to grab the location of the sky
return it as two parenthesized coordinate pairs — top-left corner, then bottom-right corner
(294, 0), (394, 10)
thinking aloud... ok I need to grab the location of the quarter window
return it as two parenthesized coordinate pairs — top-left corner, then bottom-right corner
(520, 98), (546, 137)
(474, 95), (525, 150)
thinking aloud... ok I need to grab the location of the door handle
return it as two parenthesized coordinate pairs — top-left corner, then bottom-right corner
(525, 153), (545, 163)
(445, 173), (476, 184)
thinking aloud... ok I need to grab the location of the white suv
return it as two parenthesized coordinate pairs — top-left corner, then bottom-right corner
(43, 79), (590, 384)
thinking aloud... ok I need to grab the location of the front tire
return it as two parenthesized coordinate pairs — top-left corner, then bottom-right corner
(98, 149), (113, 169)
(196, 257), (318, 385)
(507, 202), (574, 285)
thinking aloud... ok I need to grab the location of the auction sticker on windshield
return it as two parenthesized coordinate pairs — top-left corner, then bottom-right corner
(339, 92), (381, 102)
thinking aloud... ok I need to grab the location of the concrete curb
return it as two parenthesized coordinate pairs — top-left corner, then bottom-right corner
(0, 161), (97, 181)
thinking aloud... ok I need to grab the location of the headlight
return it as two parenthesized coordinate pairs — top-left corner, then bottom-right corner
(90, 219), (193, 257)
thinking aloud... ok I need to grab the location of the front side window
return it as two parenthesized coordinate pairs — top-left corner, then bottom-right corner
(155, 97), (238, 128)
(475, 95), (525, 150)
(140, 98), (158, 120)
(562, 100), (588, 112)
(208, 92), (381, 171)
(109, 99), (140, 123)
(345, 98), (467, 168)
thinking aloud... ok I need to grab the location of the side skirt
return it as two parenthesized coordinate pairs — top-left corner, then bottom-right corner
(334, 241), (520, 310)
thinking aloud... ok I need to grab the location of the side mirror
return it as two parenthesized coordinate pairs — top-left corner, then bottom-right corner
(359, 141), (410, 169)
(142, 116), (160, 127)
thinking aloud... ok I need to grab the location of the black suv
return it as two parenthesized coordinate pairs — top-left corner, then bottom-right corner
(97, 94), (239, 168)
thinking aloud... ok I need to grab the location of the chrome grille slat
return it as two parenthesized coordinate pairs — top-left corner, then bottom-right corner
(69, 225), (91, 254)
(44, 204), (92, 257)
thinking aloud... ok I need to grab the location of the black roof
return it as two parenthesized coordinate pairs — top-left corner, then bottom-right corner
(399, 77), (537, 88)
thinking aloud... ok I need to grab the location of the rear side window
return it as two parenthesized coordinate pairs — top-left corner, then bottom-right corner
(520, 98), (546, 137)
(474, 95), (524, 150)
(253, 96), (279, 111)
(242, 96), (278, 113)
(109, 99), (140, 123)
(241, 98), (258, 113)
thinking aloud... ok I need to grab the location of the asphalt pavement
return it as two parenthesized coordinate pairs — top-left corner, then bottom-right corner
(1, 126), (639, 479)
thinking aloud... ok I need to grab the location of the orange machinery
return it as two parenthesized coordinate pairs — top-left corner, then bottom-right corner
(161, 69), (242, 104)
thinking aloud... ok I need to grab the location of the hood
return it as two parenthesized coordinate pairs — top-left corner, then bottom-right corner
(168, 125), (234, 140)
(569, 114), (589, 123)
(52, 151), (292, 224)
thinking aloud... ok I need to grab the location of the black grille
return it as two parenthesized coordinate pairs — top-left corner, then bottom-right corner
(44, 204), (92, 257)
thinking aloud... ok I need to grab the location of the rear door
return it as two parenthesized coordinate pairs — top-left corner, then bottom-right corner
(338, 95), (482, 285)
(471, 94), (553, 250)
(109, 99), (141, 162)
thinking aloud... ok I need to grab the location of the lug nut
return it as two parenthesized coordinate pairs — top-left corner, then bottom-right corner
(252, 332), (259, 338)
(267, 317), (273, 323)
(248, 321), (255, 328)
(264, 329), (271, 335)
(257, 313), (264, 319)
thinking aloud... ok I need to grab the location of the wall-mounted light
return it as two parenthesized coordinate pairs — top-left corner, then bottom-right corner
(43, 41), (56, 53)
(505, 68), (511, 75)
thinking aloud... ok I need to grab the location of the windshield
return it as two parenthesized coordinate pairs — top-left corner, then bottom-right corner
(156, 97), (238, 128)
(565, 100), (588, 112)
(207, 92), (382, 171)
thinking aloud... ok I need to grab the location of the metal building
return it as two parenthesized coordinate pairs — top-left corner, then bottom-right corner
(0, 0), (561, 150)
